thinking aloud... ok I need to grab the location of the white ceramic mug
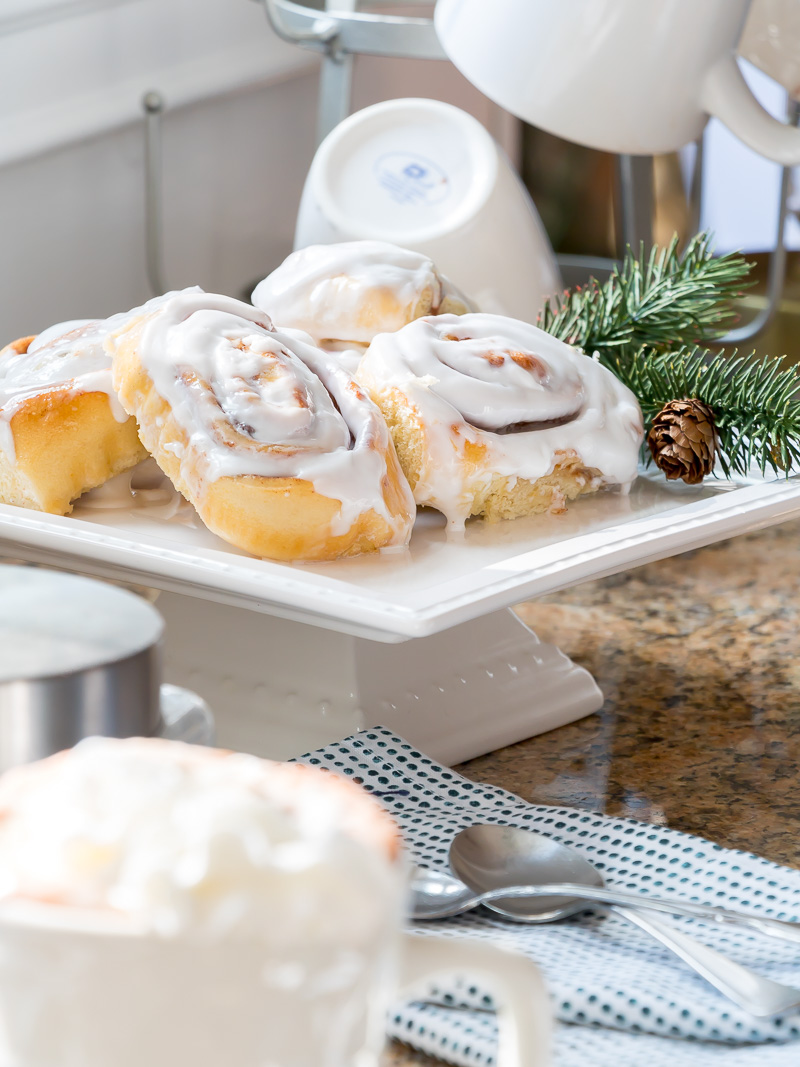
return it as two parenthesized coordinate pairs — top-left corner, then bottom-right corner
(294, 97), (561, 321)
(0, 888), (550, 1067)
(740, 0), (800, 100)
(435, 0), (800, 163)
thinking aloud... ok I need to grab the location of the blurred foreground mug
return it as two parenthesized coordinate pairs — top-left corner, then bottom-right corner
(435, 0), (800, 163)
(0, 740), (550, 1067)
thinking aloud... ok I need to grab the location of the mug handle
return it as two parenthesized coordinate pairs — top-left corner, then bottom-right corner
(158, 683), (216, 746)
(397, 933), (551, 1067)
(700, 53), (800, 164)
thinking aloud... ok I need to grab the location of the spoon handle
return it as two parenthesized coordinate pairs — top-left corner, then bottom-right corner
(474, 883), (800, 942)
(613, 906), (800, 1018)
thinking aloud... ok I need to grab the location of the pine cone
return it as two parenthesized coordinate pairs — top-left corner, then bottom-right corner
(647, 398), (717, 484)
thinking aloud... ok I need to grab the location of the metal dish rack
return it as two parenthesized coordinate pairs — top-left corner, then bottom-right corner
(140, 0), (798, 341)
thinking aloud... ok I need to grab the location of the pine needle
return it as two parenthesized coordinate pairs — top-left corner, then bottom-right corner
(605, 346), (800, 478)
(536, 232), (800, 479)
(538, 232), (753, 357)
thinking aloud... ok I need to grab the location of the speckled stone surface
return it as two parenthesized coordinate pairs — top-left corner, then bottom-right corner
(383, 518), (800, 1066)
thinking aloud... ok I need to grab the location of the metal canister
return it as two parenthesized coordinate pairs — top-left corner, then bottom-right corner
(0, 565), (164, 771)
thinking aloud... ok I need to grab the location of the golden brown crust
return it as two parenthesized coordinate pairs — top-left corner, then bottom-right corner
(368, 384), (603, 521)
(111, 314), (414, 561)
(0, 336), (147, 515)
(1, 336), (36, 357)
(342, 282), (470, 342)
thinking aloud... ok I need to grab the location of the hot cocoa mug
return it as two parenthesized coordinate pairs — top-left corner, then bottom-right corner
(435, 0), (800, 163)
(0, 740), (551, 1067)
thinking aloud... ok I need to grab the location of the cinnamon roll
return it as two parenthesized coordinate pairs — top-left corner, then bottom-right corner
(251, 241), (474, 373)
(108, 291), (415, 561)
(0, 321), (147, 515)
(357, 313), (644, 528)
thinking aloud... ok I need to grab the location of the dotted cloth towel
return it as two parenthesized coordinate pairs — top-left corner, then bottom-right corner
(296, 728), (800, 1067)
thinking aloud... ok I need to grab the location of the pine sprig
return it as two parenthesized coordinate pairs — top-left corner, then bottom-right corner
(538, 233), (753, 357)
(605, 346), (800, 478)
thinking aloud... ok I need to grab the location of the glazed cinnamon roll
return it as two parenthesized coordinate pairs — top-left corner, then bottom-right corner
(0, 321), (147, 514)
(108, 291), (415, 561)
(251, 241), (474, 373)
(357, 313), (643, 528)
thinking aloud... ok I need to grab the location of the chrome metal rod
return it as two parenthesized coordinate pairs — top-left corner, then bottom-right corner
(261, 0), (445, 60)
(142, 90), (167, 297)
(317, 0), (356, 144)
(263, 0), (337, 47)
(687, 137), (704, 238)
(615, 153), (654, 255)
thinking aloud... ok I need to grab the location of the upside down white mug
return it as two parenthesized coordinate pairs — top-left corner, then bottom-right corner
(435, 0), (800, 163)
(0, 739), (552, 1067)
(294, 98), (562, 322)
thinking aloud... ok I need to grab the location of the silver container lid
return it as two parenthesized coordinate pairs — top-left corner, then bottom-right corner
(0, 566), (164, 771)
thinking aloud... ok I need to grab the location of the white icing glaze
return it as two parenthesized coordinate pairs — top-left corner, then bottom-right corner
(0, 291), (202, 464)
(319, 340), (368, 376)
(0, 320), (124, 465)
(279, 329), (366, 377)
(122, 291), (414, 541)
(28, 320), (97, 352)
(251, 240), (473, 347)
(77, 459), (192, 522)
(357, 313), (644, 528)
(0, 738), (399, 943)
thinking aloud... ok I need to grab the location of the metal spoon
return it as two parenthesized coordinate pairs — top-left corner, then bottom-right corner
(411, 868), (800, 942)
(446, 824), (800, 1018)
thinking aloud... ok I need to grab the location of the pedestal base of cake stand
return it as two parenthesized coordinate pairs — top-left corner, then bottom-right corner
(157, 593), (603, 766)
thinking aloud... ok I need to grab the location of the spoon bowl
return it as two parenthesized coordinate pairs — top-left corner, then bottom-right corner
(447, 823), (800, 1017)
(410, 868), (477, 920)
(450, 824), (604, 921)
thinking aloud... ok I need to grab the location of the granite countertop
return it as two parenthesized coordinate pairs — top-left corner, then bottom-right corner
(385, 517), (800, 1066)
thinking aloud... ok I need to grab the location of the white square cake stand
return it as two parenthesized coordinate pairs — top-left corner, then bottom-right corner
(1, 465), (799, 765)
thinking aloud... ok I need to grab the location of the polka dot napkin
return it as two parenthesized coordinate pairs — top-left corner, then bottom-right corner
(296, 728), (800, 1067)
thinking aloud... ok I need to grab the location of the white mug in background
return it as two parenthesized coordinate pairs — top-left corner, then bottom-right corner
(435, 0), (800, 163)
(294, 98), (561, 322)
(740, 0), (800, 99)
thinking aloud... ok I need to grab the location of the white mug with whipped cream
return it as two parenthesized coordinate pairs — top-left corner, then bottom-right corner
(435, 0), (800, 163)
(0, 739), (550, 1067)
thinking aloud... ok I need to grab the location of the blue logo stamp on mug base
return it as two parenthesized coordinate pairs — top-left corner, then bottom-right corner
(374, 152), (450, 207)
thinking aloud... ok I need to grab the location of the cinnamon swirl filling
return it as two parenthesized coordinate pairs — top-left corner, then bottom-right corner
(109, 290), (415, 546)
(413, 323), (586, 433)
(357, 312), (644, 527)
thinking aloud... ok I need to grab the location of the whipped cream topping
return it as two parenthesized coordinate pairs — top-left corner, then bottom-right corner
(114, 290), (414, 540)
(357, 313), (644, 527)
(251, 240), (473, 347)
(0, 738), (400, 943)
(0, 291), (202, 463)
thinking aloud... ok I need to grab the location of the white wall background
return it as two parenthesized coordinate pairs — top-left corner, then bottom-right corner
(0, 0), (513, 341)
